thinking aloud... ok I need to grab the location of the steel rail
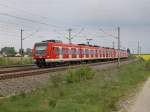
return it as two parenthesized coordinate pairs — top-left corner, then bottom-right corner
(0, 59), (134, 81)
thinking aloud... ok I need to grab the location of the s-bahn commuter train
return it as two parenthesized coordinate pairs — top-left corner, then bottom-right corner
(32, 40), (128, 68)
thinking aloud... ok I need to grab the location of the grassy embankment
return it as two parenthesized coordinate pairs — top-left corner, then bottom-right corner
(0, 60), (150, 112)
(0, 57), (32, 65)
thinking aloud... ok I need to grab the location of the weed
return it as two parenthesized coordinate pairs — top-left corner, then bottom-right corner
(50, 74), (63, 87)
(145, 61), (150, 70)
(48, 98), (57, 107)
(0, 62), (149, 112)
(65, 65), (95, 83)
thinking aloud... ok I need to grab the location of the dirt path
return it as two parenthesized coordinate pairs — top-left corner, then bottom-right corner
(129, 77), (150, 112)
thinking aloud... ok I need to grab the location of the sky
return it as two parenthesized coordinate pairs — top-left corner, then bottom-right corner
(0, 0), (150, 53)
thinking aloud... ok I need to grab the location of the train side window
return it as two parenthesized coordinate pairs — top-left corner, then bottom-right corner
(71, 48), (76, 54)
(66, 49), (69, 54)
(54, 47), (59, 55)
(68, 49), (71, 54)
(62, 48), (66, 54)
(85, 49), (88, 54)
(81, 49), (84, 54)
(77, 49), (80, 54)
(94, 50), (95, 55)
(63, 48), (69, 54)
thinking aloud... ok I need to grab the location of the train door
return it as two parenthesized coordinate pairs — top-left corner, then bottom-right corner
(85, 49), (89, 58)
(96, 50), (98, 58)
(91, 50), (93, 58)
(79, 49), (83, 58)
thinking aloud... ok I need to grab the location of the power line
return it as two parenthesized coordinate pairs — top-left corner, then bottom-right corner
(22, 29), (40, 40)
(0, 2), (66, 27)
(99, 28), (117, 39)
(0, 3), (49, 20)
(53, 29), (68, 38)
(0, 13), (62, 28)
(72, 28), (84, 37)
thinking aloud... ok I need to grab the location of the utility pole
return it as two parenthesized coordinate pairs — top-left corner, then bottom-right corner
(118, 27), (120, 67)
(68, 28), (72, 44)
(139, 46), (142, 54)
(21, 29), (23, 63)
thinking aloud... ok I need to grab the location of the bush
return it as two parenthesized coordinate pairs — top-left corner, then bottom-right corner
(0, 57), (32, 65)
(65, 65), (95, 83)
(19, 92), (26, 98)
(48, 98), (57, 107)
(145, 61), (150, 70)
(50, 74), (63, 87)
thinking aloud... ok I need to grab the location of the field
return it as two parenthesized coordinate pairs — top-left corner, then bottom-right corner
(0, 60), (149, 112)
(0, 57), (32, 65)
(135, 54), (150, 61)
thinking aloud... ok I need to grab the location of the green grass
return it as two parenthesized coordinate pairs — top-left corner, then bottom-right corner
(0, 61), (149, 112)
(0, 57), (32, 65)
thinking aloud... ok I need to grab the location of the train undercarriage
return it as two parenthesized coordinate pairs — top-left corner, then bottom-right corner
(35, 58), (127, 68)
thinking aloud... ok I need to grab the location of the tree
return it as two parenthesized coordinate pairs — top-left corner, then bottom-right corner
(25, 48), (32, 56)
(1, 47), (16, 56)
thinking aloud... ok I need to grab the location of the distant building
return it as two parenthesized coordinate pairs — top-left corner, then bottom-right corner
(2, 52), (7, 57)
(15, 53), (21, 57)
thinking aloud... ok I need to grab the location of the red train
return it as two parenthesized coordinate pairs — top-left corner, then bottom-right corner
(32, 40), (128, 67)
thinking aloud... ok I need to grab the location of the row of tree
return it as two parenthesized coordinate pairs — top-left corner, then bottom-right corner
(0, 47), (32, 57)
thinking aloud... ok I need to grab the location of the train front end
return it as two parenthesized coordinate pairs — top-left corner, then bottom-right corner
(32, 42), (49, 67)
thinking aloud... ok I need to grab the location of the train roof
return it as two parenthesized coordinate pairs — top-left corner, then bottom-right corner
(35, 40), (126, 51)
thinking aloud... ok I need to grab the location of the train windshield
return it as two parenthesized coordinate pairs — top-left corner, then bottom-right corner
(35, 43), (47, 51)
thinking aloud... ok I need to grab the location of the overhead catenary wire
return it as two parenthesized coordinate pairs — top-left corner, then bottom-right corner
(0, 3), (49, 20)
(99, 28), (117, 39)
(0, 13), (62, 28)
(72, 28), (84, 38)
(22, 29), (40, 40)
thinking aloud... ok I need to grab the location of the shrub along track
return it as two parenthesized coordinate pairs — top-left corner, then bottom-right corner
(0, 59), (136, 81)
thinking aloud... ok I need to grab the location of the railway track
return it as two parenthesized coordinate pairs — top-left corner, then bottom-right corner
(0, 64), (35, 69)
(0, 59), (136, 81)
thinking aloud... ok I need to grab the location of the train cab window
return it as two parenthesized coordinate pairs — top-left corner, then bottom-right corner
(35, 43), (47, 51)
